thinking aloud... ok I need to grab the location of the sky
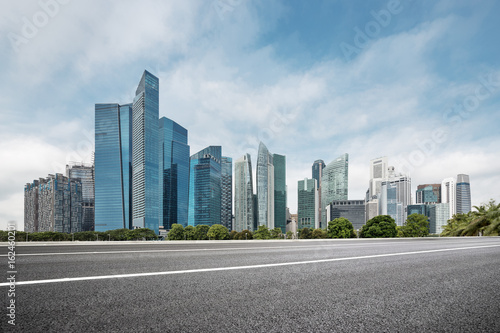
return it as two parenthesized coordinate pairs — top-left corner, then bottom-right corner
(1, 0), (499, 231)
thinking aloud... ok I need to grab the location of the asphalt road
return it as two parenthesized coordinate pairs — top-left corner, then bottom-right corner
(1, 237), (500, 332)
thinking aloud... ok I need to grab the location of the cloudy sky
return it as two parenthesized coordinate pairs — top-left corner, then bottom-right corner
(1, 0), (499, 230)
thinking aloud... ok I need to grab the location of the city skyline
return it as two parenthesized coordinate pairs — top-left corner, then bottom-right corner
(2, 1), (500, 230)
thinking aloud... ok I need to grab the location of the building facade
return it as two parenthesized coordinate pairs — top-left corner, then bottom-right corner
(234, 154), (255, 232)
(66, 163), (95, 231)
(159, 117), (190, 229)
(379, 168), (411, 226)
(312, 159), (325, 228)
(321, 153), (349, 223)
(456, 174), (471, 214)
(328, 200), (365, 230)
(257, 142), (274, 229)
(297, 178), (318, 230)
(95, 103), (133, 231)
(429, 203), (450, 234)
(416, 184), (441, 204)
(221, 156), (233, 231)
(441, 177), (456, 218)
(273, 153), (287, 233)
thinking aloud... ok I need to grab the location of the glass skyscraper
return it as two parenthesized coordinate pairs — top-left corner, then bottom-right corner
(321, 153), (349, 223)
(456, 174), (471, 214)
(221, 156), (233, 231)
(159, 117), (190, 229)
(234, 154), (255, 232)
(132, 70), (160, 233)
(188, 146), (222, 227)
(66, 163), (95, 231)
(298, 178), (318, 230)
(95, 103), (133, 231)
(257, 142), (274, 229)
(379, 170), (411, 226)
(273, 153), (287, 233)
(312, 159), (325, 227)
(416, 184), (441, 204)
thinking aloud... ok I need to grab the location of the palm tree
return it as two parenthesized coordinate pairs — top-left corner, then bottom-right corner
(462, 200), (500, 236)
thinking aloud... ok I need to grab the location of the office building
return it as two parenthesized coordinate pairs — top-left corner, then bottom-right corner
(66, 163), (95, 231)
(456, 174), (471, 214)
(188, 146), (222, 227)
(297, 178), (318, 230)
(273, 153), (287, 233)
(327, 200), (365, 230)
(321, 153), (349, 223)
(441, 177), (456, 218)
(95, 103), (133, 231)
(234, 154), (255, 232)
(312, 159), (325, 227)
(407, 204), (429, 217)
(429, 203), (450, 234)
(379, 167), (411, 226)
(132, 70), (160, 233)
(416, 184), (441, 204)
(257, 142), (274, 229)
(221, 156), (233, 231)
(159, 117), (190, 229)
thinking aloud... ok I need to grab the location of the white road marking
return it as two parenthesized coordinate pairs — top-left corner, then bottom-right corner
(1, 244), (499, 287)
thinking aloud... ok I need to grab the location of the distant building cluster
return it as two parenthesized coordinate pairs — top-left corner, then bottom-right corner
(24, 71), (472, 235)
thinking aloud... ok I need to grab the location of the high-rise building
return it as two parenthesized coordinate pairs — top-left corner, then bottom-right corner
(95, 103), (133, 231)
(159, 117), (190, 229)
(24, 174), (82, 233)
(441, 177), (456, 218)
(321, 153), (349, 223)
(368, 156), (388, 201)
(221, 156), (233, 231)
(327, 200), (365, 231)
(407, 204), (429, 217)
(297, 178), (318, 230)
(416, 184), (441, 204)
(456, 174), (471, 214)
(234, 154), (255, 232)
(429, 203), (450, 234)
(379, 167), (411, 226)
(312, 159), (325, 227)
(273, 153), (287, 233)
(132, 70), (160, 233)
(257, 142), (274, 229)
(188, 146), (222, 227)
(66, 163), (95, 231)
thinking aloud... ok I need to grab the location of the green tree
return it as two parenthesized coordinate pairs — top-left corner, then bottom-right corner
(229, 230), (239, 240)
(270, 227), (282, 239)
(360, 215), (397, 238)
(207, 224), (230, 240)
(399, 214), (429, 237)
(106, 228), (131, 241)
(312, 228), (327, 239)
(441, 213), (471, 236)
(194, 225), (210, 240)
(168, 224), (185, 240)
(327, 218), (355, 238)
(128, 228), (157, 240)
(237, 230), (253, 240)
(462, 200), (500, 236)
(299, 227), (312, 239)
(184, 225), (196, 240)
(253, 225), (271, 239)
(285, 231), (293, 239)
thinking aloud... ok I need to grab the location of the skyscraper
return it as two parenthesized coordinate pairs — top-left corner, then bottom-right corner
(257, 142), (274, 229)
(312, 159), (325, 227)
(273, 153), (287, 233)
(159, 117), (190, 229)
(234, 154), (254, 232)
(321, 153), (349, 223)
(328, 200), (365, 230)
(379, 167), (411, 226)
(95, 103), (133, 231)
(416, 184), (441, 204)
(429, 203), (450, 234)
(368, 156), (388, 200)
(188, 146), (222, 227)
(297, 178), (318, 230)
(221, 156), (233, 231)
(132, 70), (160, 233)
(456, 174), (471, 214)
(441, 177), (456, 218)
(66, 163), (95, 231)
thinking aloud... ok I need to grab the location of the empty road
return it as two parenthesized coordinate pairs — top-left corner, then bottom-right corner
(1, 237), (500, 332)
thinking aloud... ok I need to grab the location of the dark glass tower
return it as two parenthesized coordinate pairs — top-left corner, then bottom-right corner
(234, 154), (254, 232)
(94, 103), (133, 231)
(159, 117), (190, 229)
(188, 146), (222, 227)
(273, 153), (286, 233)
(132, 71), (160, 233)
(456, 174), (471, 214)
(221, 157), (233, 231)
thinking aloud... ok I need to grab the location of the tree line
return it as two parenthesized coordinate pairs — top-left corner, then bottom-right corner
(441, 200), (500, 236)
(0, 228), (158, 242)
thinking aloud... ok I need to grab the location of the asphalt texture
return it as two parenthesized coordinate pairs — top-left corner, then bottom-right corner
(1, 237), (500, 332)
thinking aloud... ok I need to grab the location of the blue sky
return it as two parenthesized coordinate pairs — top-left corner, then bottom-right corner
(1, 0), (499, 230)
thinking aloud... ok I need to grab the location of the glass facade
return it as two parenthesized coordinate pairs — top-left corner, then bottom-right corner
(159, 117), (190, 229)
(95, 103), (132, 231)
(298, 178), (317, 230)
(273, 153), (286, 233)
(321, 153), (349, 223)
(329, 200), (365, 230)
(456, 174), (471, 214)
(257, 142), (274, 229)
(66, 163), (95, 231)
(416, 184), (441, 204)
(379, 175), (411, 226)
(132, 71), (160, 233)
(188, 146), (222, 227)
(221, 156), (233, 231)
(234, 154), (255, 232)
(312, 159), (325, 227)
(429, 203), (450, 234)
